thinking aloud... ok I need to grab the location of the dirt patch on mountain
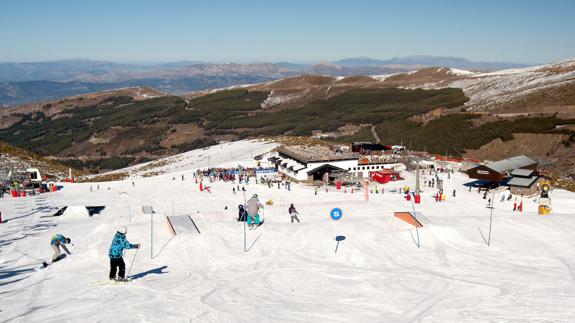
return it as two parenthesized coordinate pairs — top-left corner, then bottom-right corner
(160, 124), (204, 147)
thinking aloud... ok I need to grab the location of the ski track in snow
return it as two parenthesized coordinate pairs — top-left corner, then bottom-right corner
(1, 140), (575, 322)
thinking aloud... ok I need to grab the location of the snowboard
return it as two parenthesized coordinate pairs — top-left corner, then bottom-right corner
(36, 254), (67, 271)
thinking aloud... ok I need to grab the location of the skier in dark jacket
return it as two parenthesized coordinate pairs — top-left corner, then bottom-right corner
(237, 204), (247, 222)
(108, 226), (140, 281)
(51, 234), (71, 261)
(288, 203), (300, 223)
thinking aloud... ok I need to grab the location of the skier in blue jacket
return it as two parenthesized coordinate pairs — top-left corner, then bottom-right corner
(108, 225), (140, 281)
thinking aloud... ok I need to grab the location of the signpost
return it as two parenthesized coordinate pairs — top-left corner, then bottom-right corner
(486, 192), (495, 247)
(330, 208), (345, 253)
(243, 191), (247, 252)
(142, 206), (154, 258)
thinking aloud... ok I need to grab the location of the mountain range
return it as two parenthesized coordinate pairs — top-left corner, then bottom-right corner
(0, 56), (532, 107)
(0, 58), (573, 175)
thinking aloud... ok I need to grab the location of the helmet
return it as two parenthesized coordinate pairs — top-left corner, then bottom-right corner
(118, 225), (127, 235)
(65, 238), (71, 244)
(252, 194), (258, 198)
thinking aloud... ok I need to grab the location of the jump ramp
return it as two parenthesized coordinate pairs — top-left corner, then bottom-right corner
(394, 211), (430, 228)
(166, 215), (201, 237)
(53, 206), (106, 217)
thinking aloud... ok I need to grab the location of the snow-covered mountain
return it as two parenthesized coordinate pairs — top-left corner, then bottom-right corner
(244, 58), (575, 113)
(419, 59), (575, 111)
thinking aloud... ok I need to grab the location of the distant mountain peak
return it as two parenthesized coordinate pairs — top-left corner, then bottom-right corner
(333, 55), (528, 70)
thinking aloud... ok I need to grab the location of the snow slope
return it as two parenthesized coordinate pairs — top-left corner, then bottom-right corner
(427, 59), (575, 111)
(1, 141), (575, 322)
(103, 139), (278, 178)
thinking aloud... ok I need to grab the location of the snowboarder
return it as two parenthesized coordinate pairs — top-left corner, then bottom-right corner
(50, 234), (72, 262)
(288, 203), (300, 223)
(108, 226), (140, 281)
(246, 194), (264, 229)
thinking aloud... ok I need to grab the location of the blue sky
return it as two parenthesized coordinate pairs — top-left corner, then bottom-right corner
(1, 0), (574, 64)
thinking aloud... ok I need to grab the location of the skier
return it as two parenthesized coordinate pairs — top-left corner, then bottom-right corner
(288, 203), (300, 223)
(246, 194), (264, 229)
(50, 234), (72, 262)
(237, 204), (247, 222)
(108, 226), (140, 281)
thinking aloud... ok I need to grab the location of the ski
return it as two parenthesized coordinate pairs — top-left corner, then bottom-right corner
(91, 278), (132, 286)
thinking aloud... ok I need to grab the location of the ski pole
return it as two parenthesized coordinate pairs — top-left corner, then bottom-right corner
(127, 247), (140, 278)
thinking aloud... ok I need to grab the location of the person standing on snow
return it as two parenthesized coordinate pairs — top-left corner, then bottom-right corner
(246, 194), (264, 228)
(51, 234), (71, 261)
(237, 204), (247, 222)
(108, 226), (140, 281)
(288, 203), (300, 223)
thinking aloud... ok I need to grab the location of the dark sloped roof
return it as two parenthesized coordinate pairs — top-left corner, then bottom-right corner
(510, 168), (536, 177)
(485, 155), (537, 173)
(507, 175), (539, 187)
(306, 164), (346, 175)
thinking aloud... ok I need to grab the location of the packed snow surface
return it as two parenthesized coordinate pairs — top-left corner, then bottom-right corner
(1, 140), (575, 322)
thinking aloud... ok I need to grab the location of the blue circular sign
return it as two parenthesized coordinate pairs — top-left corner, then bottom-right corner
(330, 207), (343, 221)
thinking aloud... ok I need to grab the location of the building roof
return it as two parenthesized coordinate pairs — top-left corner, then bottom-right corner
(507, 176), (539, 187)
(278, 145), (358, 163)
(485, 155), (537, 173)
(510, 168), (536, 177)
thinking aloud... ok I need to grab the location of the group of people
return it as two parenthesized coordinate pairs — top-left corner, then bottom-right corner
(194, 166), (276, 184)
(237, 194), (301, 227)
(48, 226), (140, 282)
